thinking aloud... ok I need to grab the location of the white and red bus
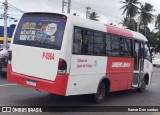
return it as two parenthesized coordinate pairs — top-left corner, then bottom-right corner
(7, 12), (153, 103)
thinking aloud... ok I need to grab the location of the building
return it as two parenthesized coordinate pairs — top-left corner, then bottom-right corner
(0, 26), (15, 44)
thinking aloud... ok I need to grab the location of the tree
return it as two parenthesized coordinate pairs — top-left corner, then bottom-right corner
(89, 12), (99, 21)
(139, 2), (155, 36)
(120, 0), (141, 21)
(155, 14), (160, 35)
(121, 17), (137, 31)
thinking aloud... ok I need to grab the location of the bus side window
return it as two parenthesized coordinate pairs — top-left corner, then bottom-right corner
(73, 28), (83, 54)
(105, 35), (112, 56)
(93, 32), (104, 55)
(83, 31), (94, 55)
(122, 38), (132, 57)
(111, 35), (120, 56)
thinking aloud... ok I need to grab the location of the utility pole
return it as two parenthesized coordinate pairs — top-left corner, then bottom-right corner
(67, 0), (71, 14)
(62, 0), (65, 13)
(86, 6), (91, 19)
(3, 0), (8, 50)
(62, 0), (71, 14)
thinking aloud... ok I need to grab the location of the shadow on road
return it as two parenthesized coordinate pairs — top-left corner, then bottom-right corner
(8, 88), (150, 106)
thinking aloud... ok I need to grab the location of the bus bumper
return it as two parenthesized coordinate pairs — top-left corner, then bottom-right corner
(7, 64), (69, 96)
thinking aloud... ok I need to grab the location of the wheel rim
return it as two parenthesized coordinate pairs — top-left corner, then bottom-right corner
(141, 79), (146, 91)
(96, 83), (105, 101)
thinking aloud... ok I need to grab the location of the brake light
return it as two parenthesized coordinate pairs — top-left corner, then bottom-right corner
(58, 58), (67, 74)
(8, 50), (12, 63)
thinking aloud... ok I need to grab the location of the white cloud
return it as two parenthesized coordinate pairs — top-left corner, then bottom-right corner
(0, 0), (159, 30)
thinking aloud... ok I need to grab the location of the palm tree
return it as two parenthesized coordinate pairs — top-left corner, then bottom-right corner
(139, 2), (155, 36)
(155, 14), (160, 34)
(89, 12), (99, 21)
(121, 17), (137, 31)
(120, 0), (141, 21)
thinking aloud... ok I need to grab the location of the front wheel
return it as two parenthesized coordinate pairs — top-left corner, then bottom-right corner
(91, 82), (106, 104)
(137, 78), (146, 92)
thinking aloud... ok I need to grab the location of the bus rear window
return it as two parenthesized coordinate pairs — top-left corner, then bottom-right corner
(14, 13), (66, 50)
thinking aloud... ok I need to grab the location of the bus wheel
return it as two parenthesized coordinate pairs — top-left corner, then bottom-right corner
(137, 78), (146, 92)
(91, 82), (106, 103)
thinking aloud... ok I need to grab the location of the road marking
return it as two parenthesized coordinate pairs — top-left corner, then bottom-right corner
(0, 84), (17, 87)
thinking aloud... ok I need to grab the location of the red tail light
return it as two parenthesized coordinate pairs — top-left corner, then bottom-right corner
(8, 50), (12, 61)
(58, 58), (67, 74)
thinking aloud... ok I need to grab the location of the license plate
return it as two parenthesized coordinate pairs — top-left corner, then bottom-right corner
(1, 68), (7, 72)
(26, 80), (36, 86)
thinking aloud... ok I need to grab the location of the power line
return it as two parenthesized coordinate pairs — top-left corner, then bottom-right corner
(8, 6), (24, 13)
(8, 3), (25, 13)
(72, 0), (122, 23)
(0, 1), (23, 24)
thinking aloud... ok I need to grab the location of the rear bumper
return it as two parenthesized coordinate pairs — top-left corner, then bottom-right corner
(7, 64), (69, 96)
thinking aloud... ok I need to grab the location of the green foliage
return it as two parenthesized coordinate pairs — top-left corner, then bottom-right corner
(121, 17), (137, 31)
(120, 0), (141, 20)
(89, 12), (99, 21)
(155, 14), (160, 32)
(120, 0), (160, 50)
(139, 2), (155, 36)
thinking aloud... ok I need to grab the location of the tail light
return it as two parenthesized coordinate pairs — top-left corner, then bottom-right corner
(58, 58), (67, 74)
(8, 50), (12, 63)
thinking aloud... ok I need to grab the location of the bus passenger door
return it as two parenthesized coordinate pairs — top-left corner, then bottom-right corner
(132, 41), (144, 87)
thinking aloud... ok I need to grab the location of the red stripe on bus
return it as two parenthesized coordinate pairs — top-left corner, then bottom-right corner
(105, 24), (133, 38)
(106, 57), (134, 92)
(7, 64), (69, 96)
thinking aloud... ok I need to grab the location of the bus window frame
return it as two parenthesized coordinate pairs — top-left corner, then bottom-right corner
(144, 42), (152, 62)
(73, 26), (135, 58)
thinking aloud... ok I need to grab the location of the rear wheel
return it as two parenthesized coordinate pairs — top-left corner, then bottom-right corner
(0, 72), (7, 77)
(137, 78), (146, 92)
(91, 82), (106, 103)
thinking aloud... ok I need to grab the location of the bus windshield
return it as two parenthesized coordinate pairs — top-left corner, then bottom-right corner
(13, 13), (67, 50)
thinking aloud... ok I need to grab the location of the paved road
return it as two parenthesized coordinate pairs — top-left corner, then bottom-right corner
(0, 67), (160, 115)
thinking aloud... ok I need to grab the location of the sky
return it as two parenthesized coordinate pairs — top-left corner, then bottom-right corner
(0, 0), (160, 30)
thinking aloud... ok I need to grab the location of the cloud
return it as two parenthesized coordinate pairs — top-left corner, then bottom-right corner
(0, 0), (159, 30)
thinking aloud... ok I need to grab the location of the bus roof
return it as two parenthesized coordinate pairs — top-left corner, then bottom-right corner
(65, 13), (148, 42)
(22, 12), (148, 42)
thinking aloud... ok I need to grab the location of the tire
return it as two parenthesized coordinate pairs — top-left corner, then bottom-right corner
(137, 78), (146, 92)
(0, 73), (7, 77)
(91, 82), (106, 104)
